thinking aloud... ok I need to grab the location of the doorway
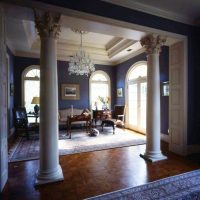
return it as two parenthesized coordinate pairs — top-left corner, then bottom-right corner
(126, 61), (147, 134)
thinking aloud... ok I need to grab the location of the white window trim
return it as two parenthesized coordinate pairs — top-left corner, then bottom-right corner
(125, 61), (147, 130)
(89, 70), (111, 110)
(21, 65), (40, 107)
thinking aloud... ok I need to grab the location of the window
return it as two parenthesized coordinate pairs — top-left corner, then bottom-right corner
(22, 66), (40, 113)
(89, 70), (111, 110)
(126, 61), (147, 134)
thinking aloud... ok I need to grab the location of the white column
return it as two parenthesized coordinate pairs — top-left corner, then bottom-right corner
(34, 11), (64, 185)
(140, 34), (167, 162)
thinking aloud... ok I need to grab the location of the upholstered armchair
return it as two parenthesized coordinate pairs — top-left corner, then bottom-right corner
(13, 107), (39, 139)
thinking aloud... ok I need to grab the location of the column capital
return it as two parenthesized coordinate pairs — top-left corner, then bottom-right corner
(140, 34), (166, 54)
(34, 11), (61, 38)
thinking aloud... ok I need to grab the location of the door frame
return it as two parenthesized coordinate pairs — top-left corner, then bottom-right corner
(6, 53), (10, 135)
(125, 61), (147, 133)
(21, 65), (40, 107)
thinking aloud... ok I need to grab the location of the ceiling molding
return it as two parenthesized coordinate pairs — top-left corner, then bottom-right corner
(14, 50), (114, 65)
(14, 46), (146, 66)
(31, 40), (108, 57)
(102, 0), (194, 25)
(22, 20), (37, 49)
(114, 48), (145, 65)
(108, 39), (136, 58)
(106, 37), (123, 51)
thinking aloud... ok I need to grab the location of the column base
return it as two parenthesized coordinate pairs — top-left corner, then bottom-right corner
(35, 164), (64, 186)
(140, 152), (167, 162)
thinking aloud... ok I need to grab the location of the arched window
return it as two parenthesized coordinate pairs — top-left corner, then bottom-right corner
(22, 65), (40, 113)
(89, 70), (111, 110)
(126, 61), (147, 133)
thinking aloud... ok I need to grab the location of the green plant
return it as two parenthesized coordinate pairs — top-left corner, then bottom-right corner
(98, 96), (110, 104)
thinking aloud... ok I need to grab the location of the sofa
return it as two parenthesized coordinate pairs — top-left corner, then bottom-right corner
(58, 108), (91, 129)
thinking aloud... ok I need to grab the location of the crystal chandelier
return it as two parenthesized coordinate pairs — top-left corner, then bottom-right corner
(68, 30), (95, 76)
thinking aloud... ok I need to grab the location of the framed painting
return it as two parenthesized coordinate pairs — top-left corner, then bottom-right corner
(117, 88), (123, 97)
(162, 81), (169, 96)
(61, 84), (80, 100)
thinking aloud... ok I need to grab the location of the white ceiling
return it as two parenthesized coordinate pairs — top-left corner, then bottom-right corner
(5, 2), (183, 65)
(6, 14), (147, 65)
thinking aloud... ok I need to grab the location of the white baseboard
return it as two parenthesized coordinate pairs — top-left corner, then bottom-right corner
(161, 133), (169, 143)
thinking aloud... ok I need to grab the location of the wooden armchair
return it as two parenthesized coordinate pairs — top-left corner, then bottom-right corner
(113, 105), (126, 127)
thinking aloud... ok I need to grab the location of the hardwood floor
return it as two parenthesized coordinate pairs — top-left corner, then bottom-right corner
(1, 141), (200, 200)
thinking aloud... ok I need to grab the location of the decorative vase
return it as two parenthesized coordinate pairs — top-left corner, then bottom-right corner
(102, 103), (107, 110)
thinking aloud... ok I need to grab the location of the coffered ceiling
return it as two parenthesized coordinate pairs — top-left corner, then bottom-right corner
(5, 3), (180, 66)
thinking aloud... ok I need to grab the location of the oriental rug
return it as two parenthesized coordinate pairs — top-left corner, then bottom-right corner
(8, 128), (146, 162)
(86, 169), (200, 200)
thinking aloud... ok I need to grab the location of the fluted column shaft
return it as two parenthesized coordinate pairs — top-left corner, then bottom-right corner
(34, 11), (63, 185)
(140, 34), (167, 162)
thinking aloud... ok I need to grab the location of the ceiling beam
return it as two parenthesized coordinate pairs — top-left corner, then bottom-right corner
(108, 39), (137, 58)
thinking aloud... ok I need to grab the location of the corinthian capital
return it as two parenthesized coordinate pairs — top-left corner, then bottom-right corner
(140, 34), (166, 54)
(34, 11), (61, 38)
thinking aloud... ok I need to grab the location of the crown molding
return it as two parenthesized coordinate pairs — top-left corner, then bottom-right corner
(103, 0), (194, 25)
(22, 20), (37, 49)
(15, 47), (146, 66)
(14, 50), (115, 65)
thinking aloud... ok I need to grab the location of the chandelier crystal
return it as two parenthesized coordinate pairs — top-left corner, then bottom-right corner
(68, 30), (95, 76)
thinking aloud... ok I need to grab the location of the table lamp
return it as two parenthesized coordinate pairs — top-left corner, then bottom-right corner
(31, 96), (40, 114)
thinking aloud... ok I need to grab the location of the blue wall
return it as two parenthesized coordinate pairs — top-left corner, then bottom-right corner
(14, 57), (116, 110)
(14, 57), (40, 107)
(160, 47), (169, 135)
(7, 47), (14, 131)
(116, 53), (146, 105)
(14, 48), (169, 134)
(58, 61), (116, 109)
(37, 0), (200, 144)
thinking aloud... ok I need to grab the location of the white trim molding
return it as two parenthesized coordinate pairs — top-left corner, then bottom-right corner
(89, 70), (111, 110)
(125, 60), (147, 134)
(21, 65), (40, 107)
(102, 0), (195, 25)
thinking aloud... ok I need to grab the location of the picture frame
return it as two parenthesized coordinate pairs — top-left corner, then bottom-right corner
(117, 88), (123, 97)
(10, 83), (14, 96)
(61, 84), (80, 100)
(162, 81), (169, 96)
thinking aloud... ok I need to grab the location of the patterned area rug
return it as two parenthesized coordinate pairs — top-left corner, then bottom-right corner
(86, 169), (200, 200)
(8, 128), (146, 162)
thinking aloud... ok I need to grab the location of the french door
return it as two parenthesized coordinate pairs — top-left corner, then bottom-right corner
(127, 78), (147, 134)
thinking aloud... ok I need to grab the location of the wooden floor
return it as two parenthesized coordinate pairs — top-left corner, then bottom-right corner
(1, 139), (200, 200)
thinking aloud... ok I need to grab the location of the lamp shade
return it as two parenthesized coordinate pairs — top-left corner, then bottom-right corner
(31, 97), (40, 104)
